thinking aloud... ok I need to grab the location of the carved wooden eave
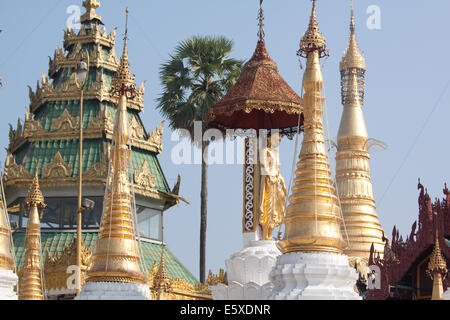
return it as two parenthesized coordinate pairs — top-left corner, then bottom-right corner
(29, 71), (144, 114)
(49, 43), (119, 78)
(41, 152), (73, 179)
(63, 24), (116, 51)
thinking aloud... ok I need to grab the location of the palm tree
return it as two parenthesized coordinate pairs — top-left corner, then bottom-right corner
(157, 35), (243, 283)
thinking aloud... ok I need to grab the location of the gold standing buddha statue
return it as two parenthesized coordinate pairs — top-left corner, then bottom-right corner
(259, 133), (287, 241)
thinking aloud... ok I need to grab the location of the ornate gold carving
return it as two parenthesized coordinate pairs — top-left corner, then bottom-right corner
(63, 23), (115, 52)
(52, 109), (79, 132)
(41, 152), (73, 179)
(129, 116), (144, 140)
(0, 183), (15, 271)
(24, 107), (46, 137)
(134, 160), (156, 190)
(44, 239), (92, 292)
(146, 121), (164, 154)
(3, 154), (33, 182)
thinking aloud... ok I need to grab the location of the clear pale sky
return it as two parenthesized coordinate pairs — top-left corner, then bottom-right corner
(1, 0), (450, 280)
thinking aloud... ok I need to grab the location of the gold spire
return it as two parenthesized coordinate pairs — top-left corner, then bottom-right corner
(278, 1), (345, 254)
(111, 8), (136, 94)
(336, 1), (385, 270)
(153, 246), (171, 300)
(340, 1), (366, 72)
(18, 169), (45, 300)
(80, 0), (104, 25)
(427, 230), (448, 300)
(0, 177), (15, 271)
(298, 0), (328, 58)
(84, 9), (146, 285)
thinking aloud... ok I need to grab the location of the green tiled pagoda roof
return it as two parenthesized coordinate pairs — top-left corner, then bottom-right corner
(16, 139), (103, 178)
(12, 231), (198, 286)
(14, 139), (168, 192)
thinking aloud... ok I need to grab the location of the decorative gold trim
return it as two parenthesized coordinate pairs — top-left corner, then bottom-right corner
(52, 109), (79, 132)
(63, 24), (115, 52)
(134, 160), (156, 190)
(41, 152), (73, 179)
(3, 154), (33, 182)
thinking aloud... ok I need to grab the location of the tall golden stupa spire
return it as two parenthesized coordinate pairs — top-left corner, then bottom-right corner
(84, 8), (146, 285)
(427, 230), (448, 300)
(18, 168), (45, 300)
(0, 179), (15, 272)
(277, 0), (345, 254)
(336, 1), (385, 268)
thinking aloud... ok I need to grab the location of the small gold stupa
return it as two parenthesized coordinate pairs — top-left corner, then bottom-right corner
(278, 0), (345, 254)
(18, 169), (45, 300)
(84, 10), (147, 285)
(427, 230), (448, 300)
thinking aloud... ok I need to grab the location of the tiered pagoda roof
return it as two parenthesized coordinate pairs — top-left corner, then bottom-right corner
(3, 1), (174, 204)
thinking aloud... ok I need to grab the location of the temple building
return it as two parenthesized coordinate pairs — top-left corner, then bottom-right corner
(335, 6), (385, 277)
(366, 181), (450, 300)
(2, 0), (213, 300)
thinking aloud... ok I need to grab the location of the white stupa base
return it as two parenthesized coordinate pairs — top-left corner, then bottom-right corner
(0, 269), (18, 300)
(443, 289), (450, 300)
(269, 252), (361, 300)
(76, 282), (151, 300)
(210, 240), (280, 300)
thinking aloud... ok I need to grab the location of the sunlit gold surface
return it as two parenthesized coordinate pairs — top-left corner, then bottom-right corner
(278, 46), (345, 254)
(336, 9), (384, 264)
(18, 172), (45, 300)
(85, 31), (146, 283)
(0, 191), (14, 271)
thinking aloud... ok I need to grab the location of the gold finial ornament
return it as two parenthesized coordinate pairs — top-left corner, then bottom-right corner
(0, 178), (15, 271)
(80, 0), (103, 25)
(427, 230), (448, 300)
(111, 8), (136, 94)
(153, 247), (172, 300)
(336, 1), (385, 268)
(278, 1), (344, 254)
(84, 15), (146, 284)
(298, 0), (328, 58)
(18, 169), (45, 300)
(340, 3), (366, 72)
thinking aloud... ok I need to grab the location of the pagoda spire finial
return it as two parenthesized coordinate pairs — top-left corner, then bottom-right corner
(427, 229), (448, 300)
(80, 0), (104, 25)
(257, 0), (265, 42)
(19, 166), (45, 300)
(111, 7), (136, 95)
(298, 0), (328, 58)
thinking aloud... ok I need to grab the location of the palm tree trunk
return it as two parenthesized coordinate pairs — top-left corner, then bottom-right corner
(200, 140), (209, 283)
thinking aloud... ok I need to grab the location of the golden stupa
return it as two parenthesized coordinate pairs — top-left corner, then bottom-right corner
(84, 11), (147, 285)
(336, 5), (385, 267)
(278, 0), (345, 254)
(18, 169), (45, 300)
(0, 185), (15, 272)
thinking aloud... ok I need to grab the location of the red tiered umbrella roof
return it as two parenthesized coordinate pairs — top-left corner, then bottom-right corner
(204, 40), (302, 133)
